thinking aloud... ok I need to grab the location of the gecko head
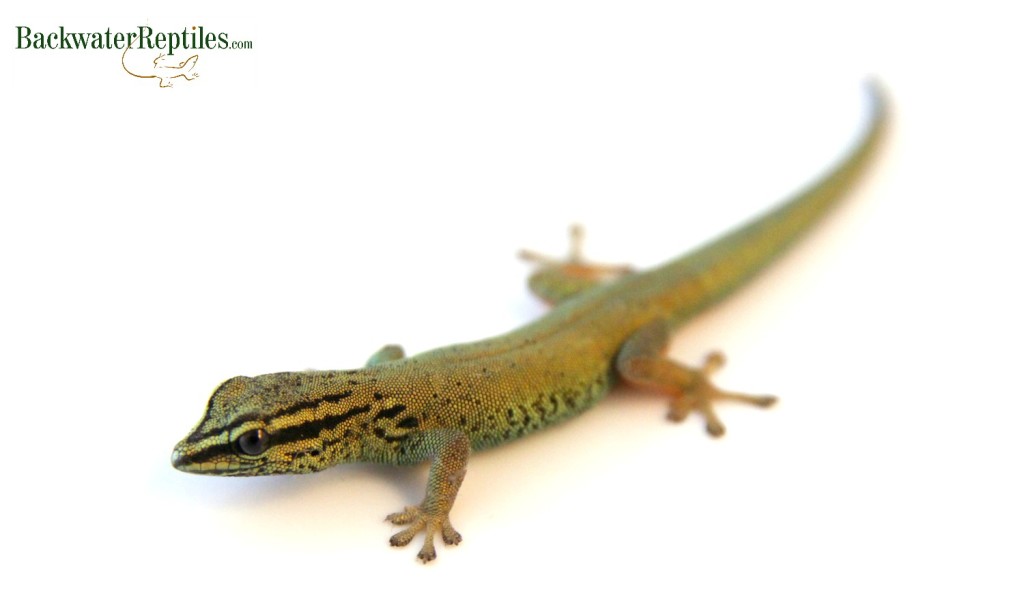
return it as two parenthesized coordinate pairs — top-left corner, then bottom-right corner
(172, 373), (370, 476)
(171, 375), (284, 477)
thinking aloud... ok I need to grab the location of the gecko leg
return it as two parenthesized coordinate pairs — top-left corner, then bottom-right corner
(519, 225), (634, 304)
(386, 429), (470, 562)
(616, 319), (776, 436)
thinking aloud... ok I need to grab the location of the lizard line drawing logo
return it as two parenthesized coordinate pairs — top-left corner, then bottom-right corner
(15, 24), (252, 88)
(121, 41), (198, 88)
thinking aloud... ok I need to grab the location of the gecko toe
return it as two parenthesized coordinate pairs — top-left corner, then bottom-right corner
(441, 519), (462, 545)
(417, 541), (437, 562)
(386, 505), (418, 525)
(389, 523), (423, 547)
(387, 504), (461, 561)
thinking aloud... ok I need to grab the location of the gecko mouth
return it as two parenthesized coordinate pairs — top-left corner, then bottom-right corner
(171, 443), (265, 475)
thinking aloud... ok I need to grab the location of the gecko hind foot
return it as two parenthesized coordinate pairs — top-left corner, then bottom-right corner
(519, 224), (632, 275)
(519, 225), (634, 304)
(386, 505), (462, 563)
(667, 351), (777, 436)
(617, 320), (777, 436)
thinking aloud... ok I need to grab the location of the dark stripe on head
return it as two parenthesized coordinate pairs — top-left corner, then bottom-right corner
(187, 390), (354, 444)
(175, 442), (236, 467)
(187, 413), (261, 443)
(272, 404), (372, 444)
(278, 390), (354, 418)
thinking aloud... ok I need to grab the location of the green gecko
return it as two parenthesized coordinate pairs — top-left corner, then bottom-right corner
(172, 84), (887, 562)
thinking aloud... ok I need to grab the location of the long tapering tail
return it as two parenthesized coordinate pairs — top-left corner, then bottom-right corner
(660, 81), (889, 323)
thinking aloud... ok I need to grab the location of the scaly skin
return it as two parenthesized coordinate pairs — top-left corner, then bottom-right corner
(172, 84), (887, 562)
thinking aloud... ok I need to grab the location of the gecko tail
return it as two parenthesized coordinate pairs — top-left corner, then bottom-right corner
(659, 80), (889, 322)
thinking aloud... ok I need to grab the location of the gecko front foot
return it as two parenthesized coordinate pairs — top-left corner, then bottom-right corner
(386, 505), (462, 563)
(667, 351), (777, 436)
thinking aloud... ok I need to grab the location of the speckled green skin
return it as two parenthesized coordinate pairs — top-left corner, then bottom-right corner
(172, 86), (887, 561)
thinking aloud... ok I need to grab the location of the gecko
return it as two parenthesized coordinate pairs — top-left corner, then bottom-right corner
(172, 83), (887, 562)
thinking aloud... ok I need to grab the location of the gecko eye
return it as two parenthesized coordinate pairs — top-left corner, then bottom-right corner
(234, 428), (271, 456)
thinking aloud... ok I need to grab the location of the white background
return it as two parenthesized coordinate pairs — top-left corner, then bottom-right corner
(2, 2), (1022, 614)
